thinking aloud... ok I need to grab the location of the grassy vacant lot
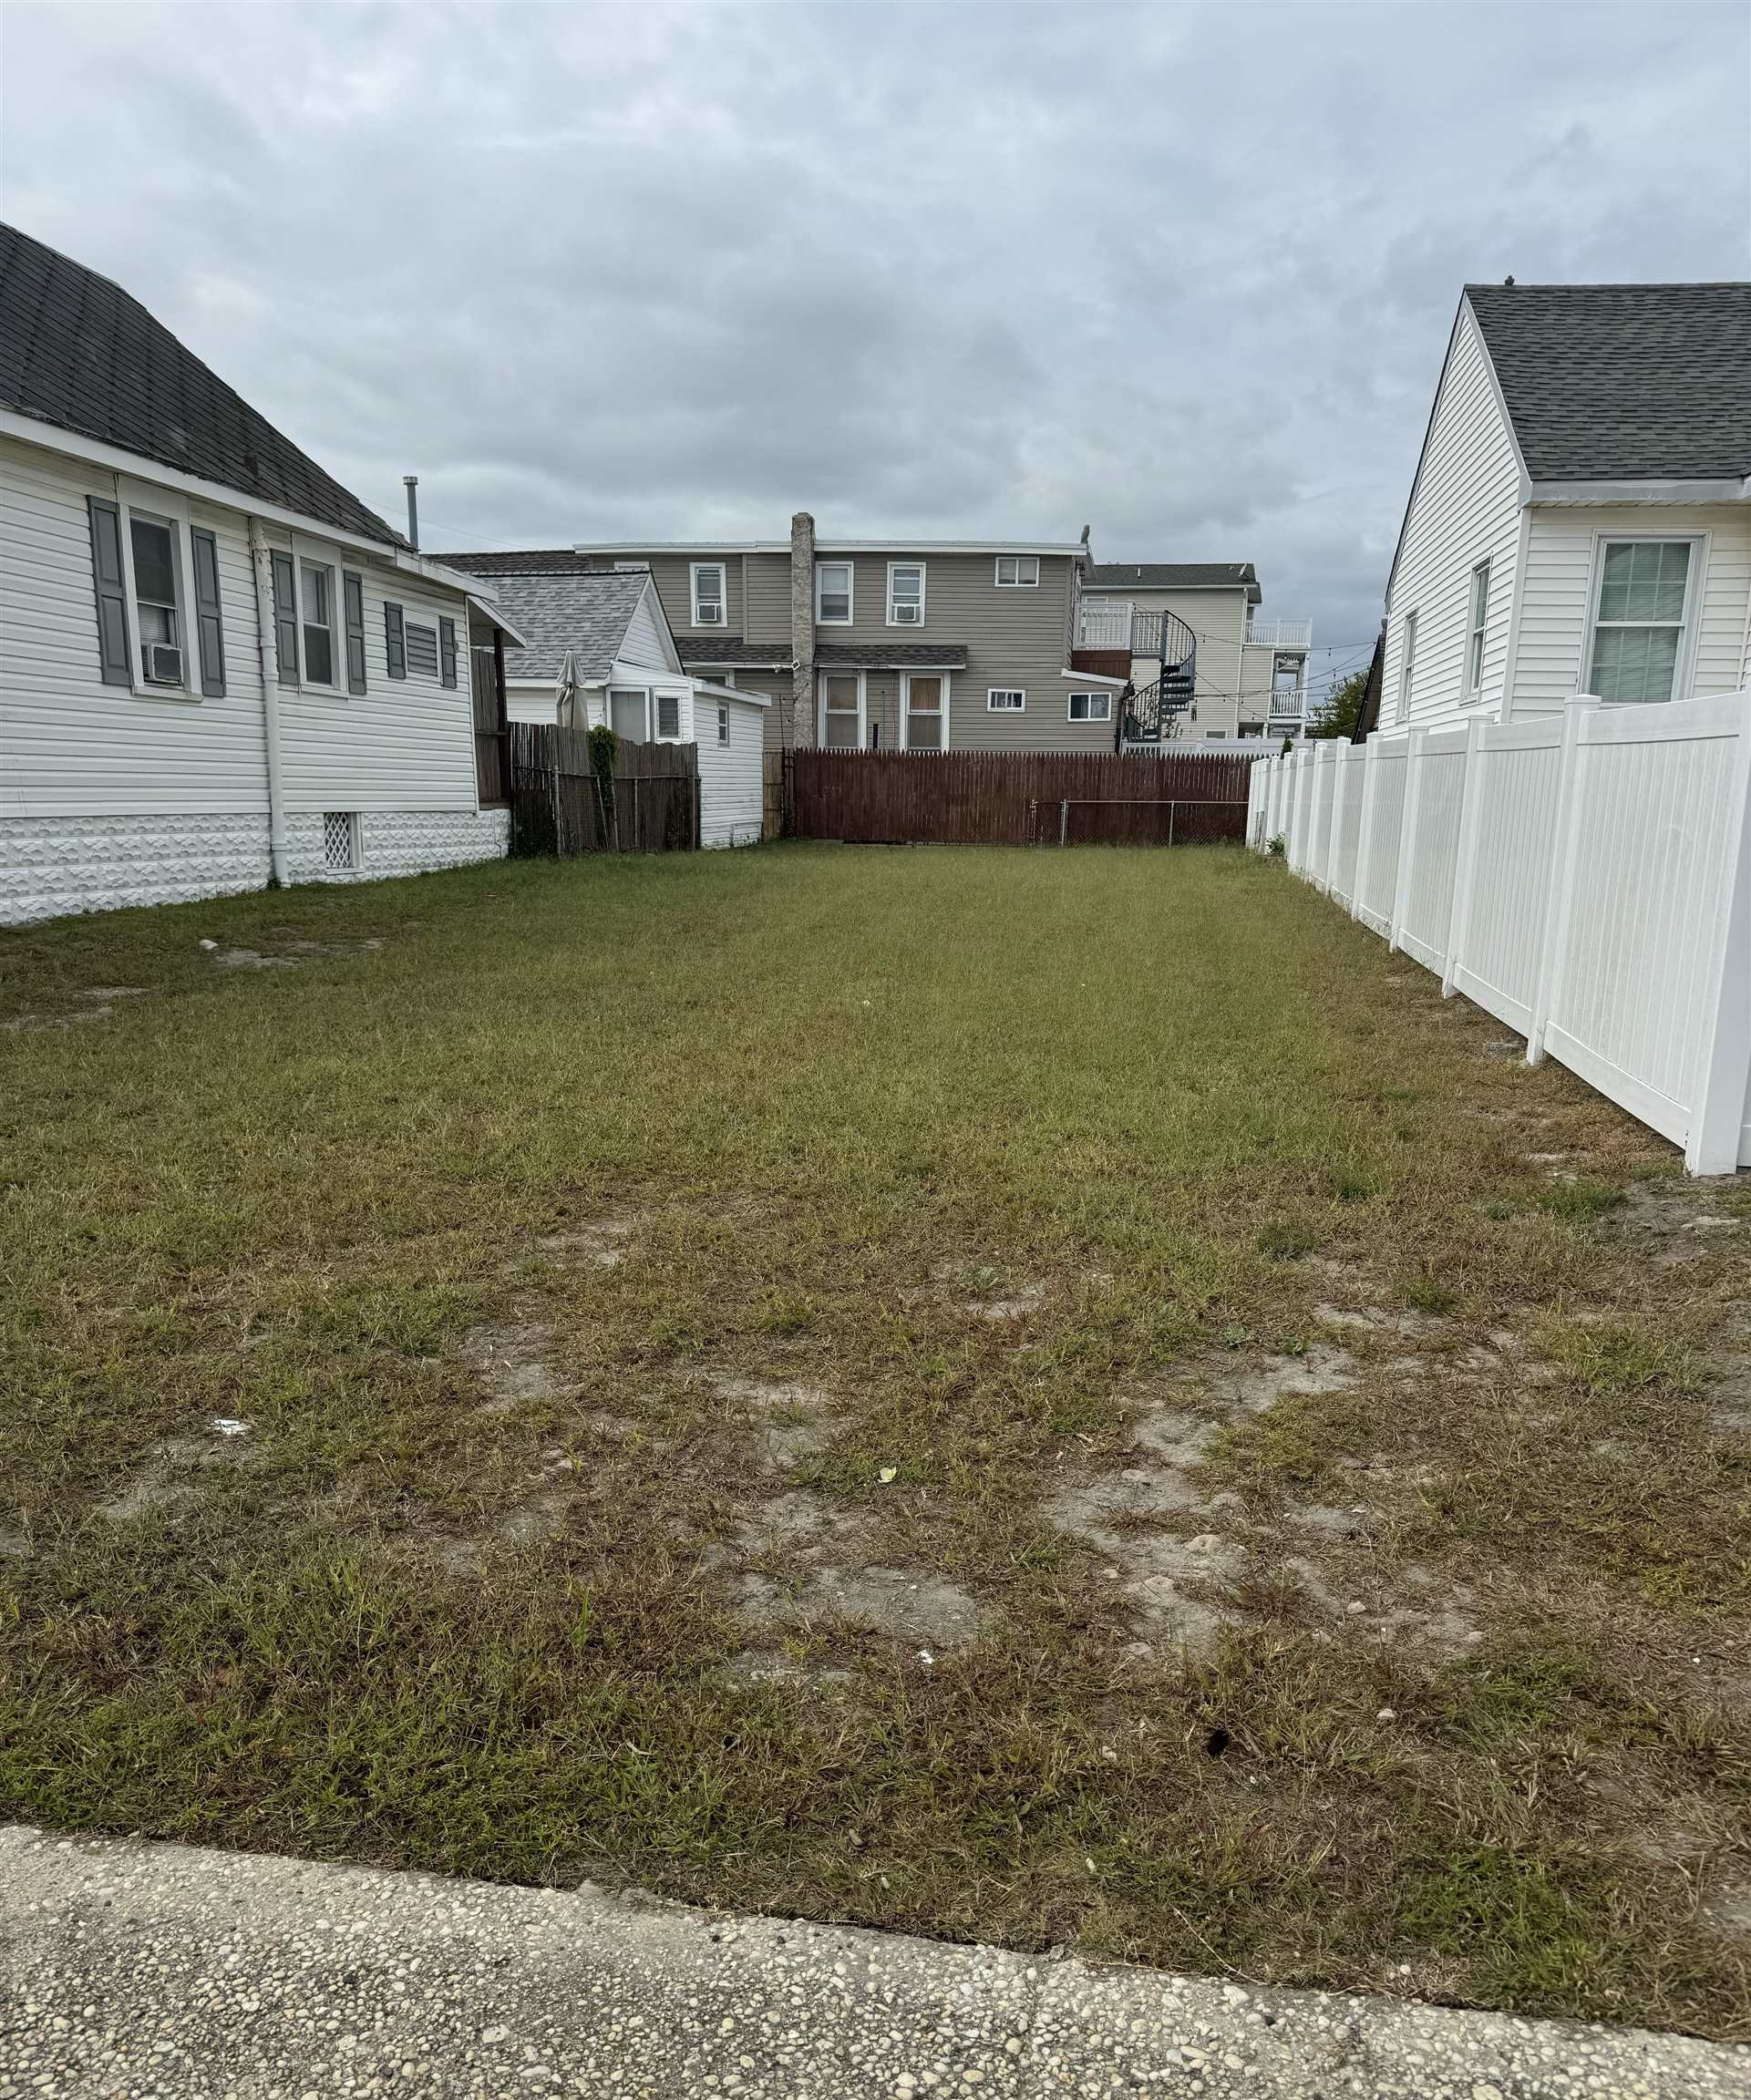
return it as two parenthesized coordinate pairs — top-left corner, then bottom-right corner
(2, 843), (1748, 2039)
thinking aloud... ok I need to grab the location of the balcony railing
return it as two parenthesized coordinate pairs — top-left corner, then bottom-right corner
(1246, 619), (1313, 649)
(1077, 602), (1163, 655)
(1267, 688), (1307, 718)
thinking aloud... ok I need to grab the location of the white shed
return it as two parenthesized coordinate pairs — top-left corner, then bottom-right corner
(442, 556), (768, 848)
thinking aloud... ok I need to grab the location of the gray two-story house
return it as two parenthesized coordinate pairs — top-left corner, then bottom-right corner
(563, 516), (1124, 753)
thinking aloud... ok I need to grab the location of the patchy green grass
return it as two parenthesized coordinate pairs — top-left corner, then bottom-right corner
(2, 842), (1748, 2038)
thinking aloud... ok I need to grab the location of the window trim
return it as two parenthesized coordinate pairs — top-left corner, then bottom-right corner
(1582, 531), (1706, 706)
(994, 554), (1039, 589)
(297, 553), (339, 689)
(1066, 689), (1112, 724)
(886, 561), (926, 627)
(1465, 560), (1490, 699)
(607, 684), (651, 743)
(1396, 610), (1417, 722)
(654, 685), (685, 742)
(817, 667), (866, 746)
(112, 479), (200, 701)
(900, 670), (950, 751)
(986, 686), (1026, 713)
(690, 561), (727, 628)
(815, 560), (854, 626)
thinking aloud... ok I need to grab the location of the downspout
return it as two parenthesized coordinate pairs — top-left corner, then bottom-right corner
(247, 517), (290, 886)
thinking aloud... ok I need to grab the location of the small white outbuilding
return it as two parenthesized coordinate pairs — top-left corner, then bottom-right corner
(444, 556), (768, 849)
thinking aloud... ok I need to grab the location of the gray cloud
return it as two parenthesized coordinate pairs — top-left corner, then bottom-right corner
(4, 1), (1746, 685)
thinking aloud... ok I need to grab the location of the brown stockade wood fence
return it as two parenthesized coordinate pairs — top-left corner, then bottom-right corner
(508, 722), (701, 856)
(470, 645), (510, 807)
(788, 748), (1254, 847)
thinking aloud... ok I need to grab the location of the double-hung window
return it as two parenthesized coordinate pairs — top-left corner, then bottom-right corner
(887, 562), (924, 625)
(1588, 540), (1696, 705)
(816, 561), (853, 624)
(691, 561), (726, 627)
(819, 671), (863, 746)
(994, 554), (1038, 588)
(1466, 561), (1489, 698)
(129, 515), (183, 684)
(716, 705), (730, 746)
(1396, 611), (1417, 721)
(300, 560), (336, 685)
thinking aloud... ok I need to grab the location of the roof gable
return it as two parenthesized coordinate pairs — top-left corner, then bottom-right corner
(445, 562), (658, 683)
(0, 222), (403, 545)
(1464, 282), (1751, 483)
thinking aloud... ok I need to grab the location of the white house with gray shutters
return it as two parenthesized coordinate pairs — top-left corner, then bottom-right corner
(1382, 281), (1751, 734)
(0, 223), (522, 925)
(446, 553), (769, 849)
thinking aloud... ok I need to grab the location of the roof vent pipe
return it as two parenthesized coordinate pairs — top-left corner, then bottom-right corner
(403, 475), (419, 551)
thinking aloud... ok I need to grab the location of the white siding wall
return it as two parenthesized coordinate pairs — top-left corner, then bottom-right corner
(696, 694), (765, 848)
(1, 431), (506, 923)
(618, 586), (675, 673)
(1382, 306), (1525, 730)
(1514, 504), (1751, 715)
(0, 436), (268, 818)
(263, 523), (479, 814)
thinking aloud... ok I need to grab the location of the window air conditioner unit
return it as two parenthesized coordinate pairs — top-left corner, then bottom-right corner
(144, 643), (184, 685)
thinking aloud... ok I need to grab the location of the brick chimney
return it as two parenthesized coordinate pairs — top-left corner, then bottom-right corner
(789, 510), (815, 748)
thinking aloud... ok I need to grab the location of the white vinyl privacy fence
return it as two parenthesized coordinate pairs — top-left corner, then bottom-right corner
(1246, 691), (1751, 1175)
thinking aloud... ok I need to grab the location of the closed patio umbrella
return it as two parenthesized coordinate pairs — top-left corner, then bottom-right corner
(555, 650), (579, 729)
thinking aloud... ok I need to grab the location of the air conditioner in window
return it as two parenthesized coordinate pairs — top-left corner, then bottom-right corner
(893, 604), (921, 623)
(144, 643), (184, 685)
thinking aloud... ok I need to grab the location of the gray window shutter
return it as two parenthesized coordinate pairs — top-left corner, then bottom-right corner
(269, 550), (299, 685)
(344, 571), (367, 695)
(87, 495), (132, 686)
(385, 601), (407, 679)
(191, 528), (226, 696)
(438, 615), (458, 689)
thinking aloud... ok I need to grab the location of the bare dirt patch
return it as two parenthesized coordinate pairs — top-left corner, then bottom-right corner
(714, 1485), (990, 1654)
(533, 1214), (641, 1267)
(462, 1320), (566, 1412)
(203, 936), (385, 971)
(97, 1423), (256, 1524)
(714, 1376), (842, 1472)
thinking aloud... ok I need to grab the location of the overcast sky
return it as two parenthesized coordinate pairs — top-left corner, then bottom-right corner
(4, 3), (1747, 686)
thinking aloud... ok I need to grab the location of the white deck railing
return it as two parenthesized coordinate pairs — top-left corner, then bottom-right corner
(1246, 691), (1751, 1175)
(1246, 619), (1313, 650)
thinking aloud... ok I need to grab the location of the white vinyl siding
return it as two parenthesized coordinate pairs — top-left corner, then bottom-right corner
(696, 693), (764, 848)
(1382, 304), (1524, 727)
(266, 527), (479, 815)
(1514, 506), (1751, 715)
(0, 436), (267, 817)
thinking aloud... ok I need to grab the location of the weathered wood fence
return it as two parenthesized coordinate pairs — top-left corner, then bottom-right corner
(470, 644), (510, 807)
(508, 724), (701, 856)
(788, 748), (1252, 846)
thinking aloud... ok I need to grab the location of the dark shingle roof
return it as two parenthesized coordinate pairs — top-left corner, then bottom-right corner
(675, 637), (792, 669)
(443, 563), (654, 683)
(1084, 561), (1262, 604)
(0, 222), (404, 545)
(816, 642), (968, 670)
(1465, 282), (1751, 482)
(431, 549), (627, 575)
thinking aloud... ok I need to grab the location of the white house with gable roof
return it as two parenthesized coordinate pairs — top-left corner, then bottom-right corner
(0, 222), (523, 925)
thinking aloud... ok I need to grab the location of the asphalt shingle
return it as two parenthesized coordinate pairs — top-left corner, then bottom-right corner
(1465, 282), (1751, 483)
(443, 563), (652, 683)
(1083, 562), (1262, 604)
(0, 222), (404, 545)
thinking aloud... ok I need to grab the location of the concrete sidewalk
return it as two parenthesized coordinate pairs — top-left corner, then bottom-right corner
(0, 1826), (1742, 2098)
